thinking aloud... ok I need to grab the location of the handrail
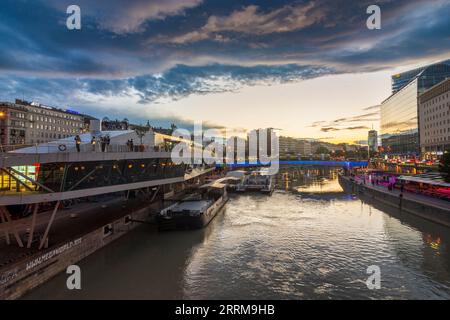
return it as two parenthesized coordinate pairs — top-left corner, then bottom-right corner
(0, 142), (200, 155)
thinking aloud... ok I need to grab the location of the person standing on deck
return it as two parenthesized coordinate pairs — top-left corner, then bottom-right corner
(74, 135), (81, 152)
(91, 136), (97, 152)
(100, 136), (106, 152)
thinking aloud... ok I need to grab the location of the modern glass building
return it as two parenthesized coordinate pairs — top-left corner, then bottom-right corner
(381, 79), (420, 155)
(381, 60), (450, 156)
(391, 60), (450, 94)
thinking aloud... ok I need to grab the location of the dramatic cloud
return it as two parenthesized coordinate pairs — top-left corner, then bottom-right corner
(0, 0), (449, 117)
(46, 0), (203, 34)
(0, 63), (335, 113)
(166, 2), (325, 44)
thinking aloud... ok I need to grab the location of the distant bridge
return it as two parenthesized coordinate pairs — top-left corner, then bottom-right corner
(220, 160), (368, 169)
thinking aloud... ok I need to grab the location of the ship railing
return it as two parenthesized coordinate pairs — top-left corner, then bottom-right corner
(0, 142), (174, 155)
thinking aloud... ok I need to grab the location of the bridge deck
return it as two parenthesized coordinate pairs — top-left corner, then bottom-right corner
(0, 196), (162, 269)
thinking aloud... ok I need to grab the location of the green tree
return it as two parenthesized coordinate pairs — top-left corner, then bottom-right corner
(334, 150), (345, 157)
(315, 146), (330, 155)
(439, 151), (450, 182)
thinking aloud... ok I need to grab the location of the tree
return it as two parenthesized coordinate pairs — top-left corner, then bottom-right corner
(315, 146), (330, 155)
(439, 151), (450, 183)
(169, 123), (178, 135)
(334, 150), (345, 157)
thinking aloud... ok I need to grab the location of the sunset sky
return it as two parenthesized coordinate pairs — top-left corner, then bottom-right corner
(1, 0), (450, 143)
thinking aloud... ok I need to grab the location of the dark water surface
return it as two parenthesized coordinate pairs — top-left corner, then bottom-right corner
(24, 168), (450, 299)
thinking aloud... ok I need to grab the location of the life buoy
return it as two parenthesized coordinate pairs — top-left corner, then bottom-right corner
(58, 144), (67, 152)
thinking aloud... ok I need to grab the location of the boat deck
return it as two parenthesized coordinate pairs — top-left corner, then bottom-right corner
(169, 200), (213, 213)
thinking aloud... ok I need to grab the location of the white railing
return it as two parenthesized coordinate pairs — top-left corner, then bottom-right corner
(0, 142), (177, 155)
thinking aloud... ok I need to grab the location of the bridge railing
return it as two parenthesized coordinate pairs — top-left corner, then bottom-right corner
(222, 160), (369, 168)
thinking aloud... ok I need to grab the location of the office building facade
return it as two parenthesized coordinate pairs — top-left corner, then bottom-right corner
(418, 78), (450, 154)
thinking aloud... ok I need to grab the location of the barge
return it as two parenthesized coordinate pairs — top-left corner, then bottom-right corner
(157, 184), (228, 230)
(235, 169), (275, 194)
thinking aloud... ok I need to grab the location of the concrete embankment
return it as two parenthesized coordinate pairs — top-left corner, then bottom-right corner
(338, 175), (450, 228)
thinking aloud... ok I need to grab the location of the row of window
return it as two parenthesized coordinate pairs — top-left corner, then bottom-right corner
(7, 109), (82, 123)
(30, 114), (83, 127)
(29, 123), (81, 133)
(9, 111), (26, 119)
(424, 126), (450, 136)
(28, 107), (81, 121)
(423, 118), (450, 130)
(10, 120), (26, 127)
(29, 132), (75, 140)
(422, 93), (450, 107)
(422, 103), (450, 116)
(424, 135), (450, 144)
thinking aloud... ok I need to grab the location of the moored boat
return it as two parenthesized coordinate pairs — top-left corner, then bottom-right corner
(236, 169), (275, 195)
(157, 183), (228, 230)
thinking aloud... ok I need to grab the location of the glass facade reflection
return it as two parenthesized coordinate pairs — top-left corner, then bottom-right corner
(382, 61), (450, 155)
(381, 79), (420, 155)
(392, 60), (450, 93)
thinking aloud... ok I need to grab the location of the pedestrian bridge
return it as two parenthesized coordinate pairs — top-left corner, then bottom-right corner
(222, 160), (368, 169)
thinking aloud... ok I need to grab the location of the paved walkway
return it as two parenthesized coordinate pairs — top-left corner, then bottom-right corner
(353, 176), (450, 211)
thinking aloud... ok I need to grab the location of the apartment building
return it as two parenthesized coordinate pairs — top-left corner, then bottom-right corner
(279, 136), (312, 159)
(0, 99), (85, 146)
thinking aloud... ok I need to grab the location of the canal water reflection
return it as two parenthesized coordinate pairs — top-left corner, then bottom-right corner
(24, 167), (450, 299)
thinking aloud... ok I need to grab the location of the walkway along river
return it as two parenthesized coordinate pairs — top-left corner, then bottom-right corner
(23, 167), (450, 299)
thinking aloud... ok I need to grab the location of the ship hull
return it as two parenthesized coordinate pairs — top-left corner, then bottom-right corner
(157, 195), (228, 231)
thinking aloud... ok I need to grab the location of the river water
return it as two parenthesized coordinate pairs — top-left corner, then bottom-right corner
(24, 167), (450, 299)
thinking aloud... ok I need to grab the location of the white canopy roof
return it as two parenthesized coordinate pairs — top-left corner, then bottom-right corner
(398, 173), (450, 187)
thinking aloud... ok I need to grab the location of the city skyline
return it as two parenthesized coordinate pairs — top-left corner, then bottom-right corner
(1, 0), (450, 143)
(1, 0), (450, 304)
